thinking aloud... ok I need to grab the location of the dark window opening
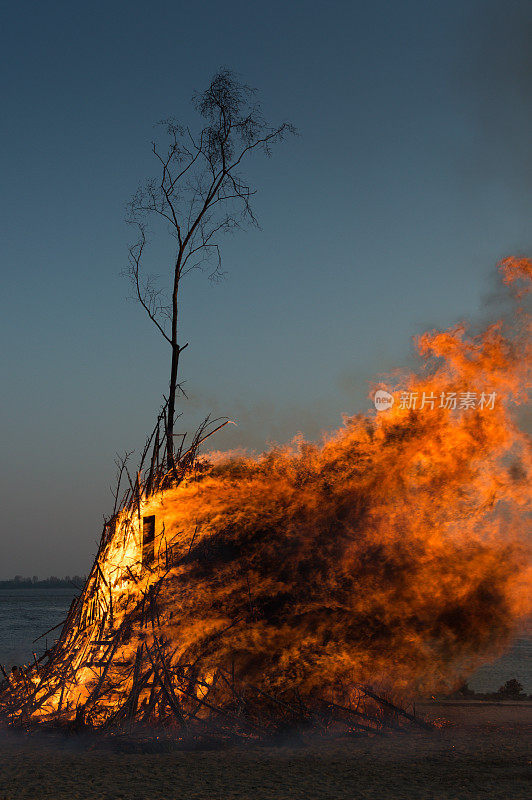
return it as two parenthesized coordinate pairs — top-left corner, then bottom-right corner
(142, 515), (155, 565)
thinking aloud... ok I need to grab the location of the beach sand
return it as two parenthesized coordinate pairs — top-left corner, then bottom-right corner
(0, 703), (530, 799)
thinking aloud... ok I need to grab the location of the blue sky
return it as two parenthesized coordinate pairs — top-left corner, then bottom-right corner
(1, 0), (530, 576)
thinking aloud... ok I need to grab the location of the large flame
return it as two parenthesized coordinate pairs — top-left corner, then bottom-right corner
(2, 258), (531, 728)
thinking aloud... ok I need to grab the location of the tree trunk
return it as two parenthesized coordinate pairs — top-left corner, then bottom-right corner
(166, 256), (182, 474)
(166, 342), (180, 472)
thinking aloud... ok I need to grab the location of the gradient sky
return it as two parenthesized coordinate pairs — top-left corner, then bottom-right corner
(1, 0), (530, 578)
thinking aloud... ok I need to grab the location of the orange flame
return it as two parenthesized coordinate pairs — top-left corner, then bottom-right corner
(2, 257), (531, 727)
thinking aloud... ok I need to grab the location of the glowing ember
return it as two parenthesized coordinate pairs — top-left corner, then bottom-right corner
(0, 257), (530, 734)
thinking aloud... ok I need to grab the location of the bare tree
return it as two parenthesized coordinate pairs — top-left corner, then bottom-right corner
(127, 69), (295, 474)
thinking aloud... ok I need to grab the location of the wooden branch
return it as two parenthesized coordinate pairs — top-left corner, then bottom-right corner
(361, 686), (433, 731)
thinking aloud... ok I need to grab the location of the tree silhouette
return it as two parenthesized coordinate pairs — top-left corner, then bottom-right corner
(127, 69), (295, 473)
(497, 678), (524, 698)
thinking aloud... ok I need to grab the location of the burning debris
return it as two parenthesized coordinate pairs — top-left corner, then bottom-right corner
(0, 258), (530, 741)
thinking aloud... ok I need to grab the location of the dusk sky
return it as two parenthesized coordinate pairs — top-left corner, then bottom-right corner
(1, 0), (531, 578)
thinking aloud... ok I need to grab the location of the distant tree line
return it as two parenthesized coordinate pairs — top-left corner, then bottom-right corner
(455, 678), (529, 701)
(0, 575), (86, 589)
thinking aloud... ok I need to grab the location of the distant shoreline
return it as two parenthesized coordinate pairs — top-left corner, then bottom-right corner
(425, 699), (532, 706)
(0, 577), (86, 590)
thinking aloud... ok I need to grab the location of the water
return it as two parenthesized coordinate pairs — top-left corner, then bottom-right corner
(0, 588), (530, 693)
(0, 588), (78, 669)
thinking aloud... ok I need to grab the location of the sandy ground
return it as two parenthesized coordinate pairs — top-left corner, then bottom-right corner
(0, 704), (530, 800)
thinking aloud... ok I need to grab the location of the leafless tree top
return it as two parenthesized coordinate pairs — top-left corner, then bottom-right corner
(126, 69), (296, 342)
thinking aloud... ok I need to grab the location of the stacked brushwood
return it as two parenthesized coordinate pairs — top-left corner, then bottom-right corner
(0, 412), (433, 742)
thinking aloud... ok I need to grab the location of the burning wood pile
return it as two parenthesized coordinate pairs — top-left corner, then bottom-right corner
(0, 258), (530, 742)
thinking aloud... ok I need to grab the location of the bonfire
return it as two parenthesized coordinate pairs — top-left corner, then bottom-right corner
(0, 257), (530, 741)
